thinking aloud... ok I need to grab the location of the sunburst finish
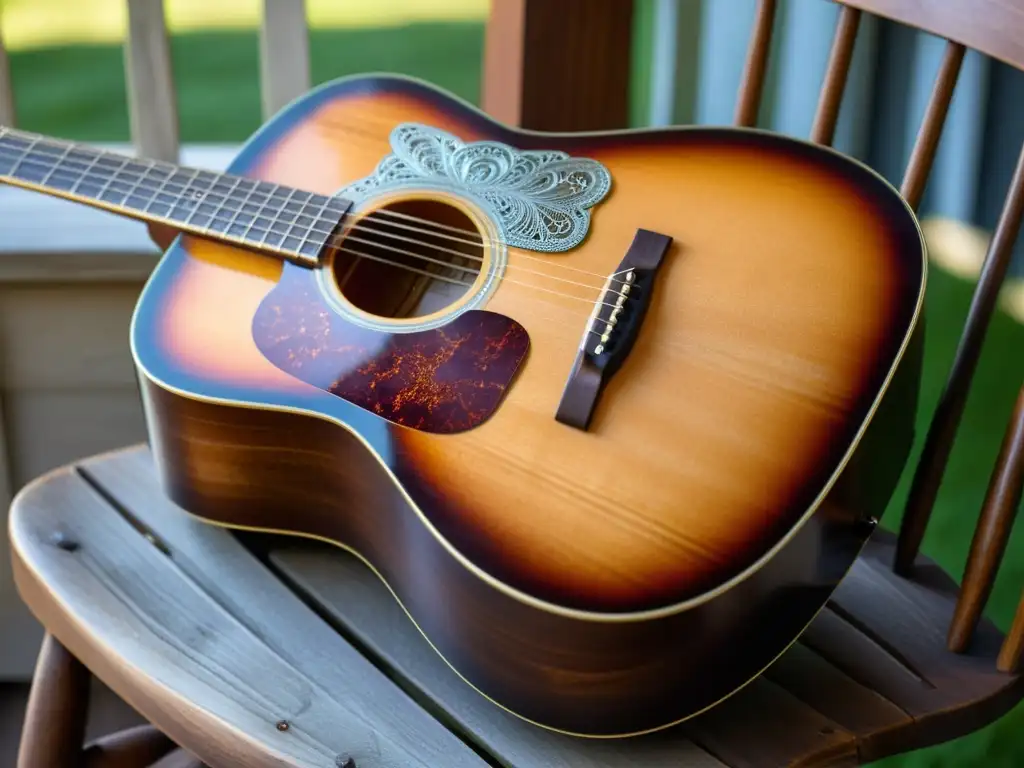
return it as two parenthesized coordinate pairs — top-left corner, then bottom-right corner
(7, 75), (929, 736)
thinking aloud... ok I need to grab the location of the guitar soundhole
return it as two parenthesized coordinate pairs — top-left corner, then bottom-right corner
(332, 198), (486, 320)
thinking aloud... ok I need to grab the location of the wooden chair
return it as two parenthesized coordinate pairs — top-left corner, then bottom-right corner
(6, 0), (1024, 766)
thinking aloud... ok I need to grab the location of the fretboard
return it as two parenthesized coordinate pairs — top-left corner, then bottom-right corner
(0, 126), (352, 267)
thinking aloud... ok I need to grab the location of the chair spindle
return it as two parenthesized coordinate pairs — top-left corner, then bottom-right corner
(895, 141), (1024, 575)
(259, 0), (312, 121)
(17, 634), (91, 768)
(999, 592), (1024, 673)
(810, 4), (862, 145)
(124, 0), (179, 162)
(734, 0), (778, 127)
(948, 386), (1024, 652)
(901, 41), (966, 210)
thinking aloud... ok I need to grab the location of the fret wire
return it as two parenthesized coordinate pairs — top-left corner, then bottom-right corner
(111, 161), (195, 203)
(116, 157), (151, 206)
(261, 185), (298, 248)
(38, 141), (76, 186)
(293, 210), (322, 254)
(183, 169), (224, 231)
(214, 173), (255, 239)
(68, 149), (106, 195)
(8, 137), (43, 177)
(239, 181), (278, 243)
(133, 156), (177, 210)
(0, 144), (266, 227)
(96, 154), (136, 203)
(0, 143), (346, 261)
(296, 193), (335, 254)
(0, 144), (331, 239)
(2, 142), (267, 217)
(176, 166), (211, 229)
(0, 136), (346, 264)
(53, 146), (95, 187)
(140, 155), (182, 214)
(141, 159), (181, 215)
(40, 147), (98, 191)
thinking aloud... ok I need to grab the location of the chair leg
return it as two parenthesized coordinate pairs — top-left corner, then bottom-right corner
(17, 632), (91, 768)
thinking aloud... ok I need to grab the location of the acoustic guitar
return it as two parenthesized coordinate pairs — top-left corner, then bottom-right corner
(0, 74), (926, 738)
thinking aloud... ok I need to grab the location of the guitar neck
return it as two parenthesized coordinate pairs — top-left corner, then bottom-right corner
(0, 126), (351, 267)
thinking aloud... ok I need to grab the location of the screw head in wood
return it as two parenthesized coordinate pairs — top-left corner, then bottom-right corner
(51, 532), (80, 552)
(275, 720), (289, 732)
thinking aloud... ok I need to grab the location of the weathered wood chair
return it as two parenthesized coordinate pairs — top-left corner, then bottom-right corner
(5, 0), (1024, 766)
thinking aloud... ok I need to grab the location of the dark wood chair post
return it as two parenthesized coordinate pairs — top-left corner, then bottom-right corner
(17, 633), (91, 768)
(948, 386), (1024, 652)
(899, 41), (966, 209)
(810, 5), (862, 146)
(733, 0), (779, 127)
(481, 0), (634, 131)
(895, 142), (1024, 575)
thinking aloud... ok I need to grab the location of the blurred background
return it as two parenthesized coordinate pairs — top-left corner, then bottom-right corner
(0, 0), (1022, 765)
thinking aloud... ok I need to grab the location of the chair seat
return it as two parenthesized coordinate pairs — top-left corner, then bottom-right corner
(8, 445), (1023, 767)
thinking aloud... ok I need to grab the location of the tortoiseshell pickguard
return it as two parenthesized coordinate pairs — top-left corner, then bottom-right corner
(251, 266), (530, 434)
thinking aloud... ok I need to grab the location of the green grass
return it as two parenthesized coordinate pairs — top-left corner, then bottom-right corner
(7, 23), (485, 141)
(7, 22), (1024, 766)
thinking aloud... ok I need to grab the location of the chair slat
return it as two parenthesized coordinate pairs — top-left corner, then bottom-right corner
(895, 141), (1024, 575)
(259, 0), (311, 120)
(733, 0), (778, 127)
(999, 592), (1024, 673)
(900, 41), (966, 210)
(0, 26), (14, 127)
(123, 0), (179, 162)
(948, 386), (1024, 653)
(810, 4), (862, 145)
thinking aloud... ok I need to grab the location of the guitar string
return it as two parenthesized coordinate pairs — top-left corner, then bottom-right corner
(0, 138), (633, 291)
(334, 220), (643, 309)
(340, 219), (630, 295)
(0, 145), (636, 314)
(0, 143), (641, 318)
(0, 133), (828, 386)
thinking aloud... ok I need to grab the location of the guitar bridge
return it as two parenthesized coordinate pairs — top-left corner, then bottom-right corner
(555, 228), (673, 431)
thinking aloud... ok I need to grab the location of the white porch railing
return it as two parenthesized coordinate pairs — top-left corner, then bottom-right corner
(0, 0), (312, 680)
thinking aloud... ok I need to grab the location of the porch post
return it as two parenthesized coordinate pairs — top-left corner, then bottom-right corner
(482, 0), (635, 131)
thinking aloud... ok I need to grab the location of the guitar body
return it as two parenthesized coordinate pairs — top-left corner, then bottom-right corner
(130, 74), (926, 737)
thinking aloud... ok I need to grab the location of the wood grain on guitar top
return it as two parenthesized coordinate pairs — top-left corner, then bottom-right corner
(136, 77), (923, 616)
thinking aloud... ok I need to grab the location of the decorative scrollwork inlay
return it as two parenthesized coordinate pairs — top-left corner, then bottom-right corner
(338, 123), (613, 253)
